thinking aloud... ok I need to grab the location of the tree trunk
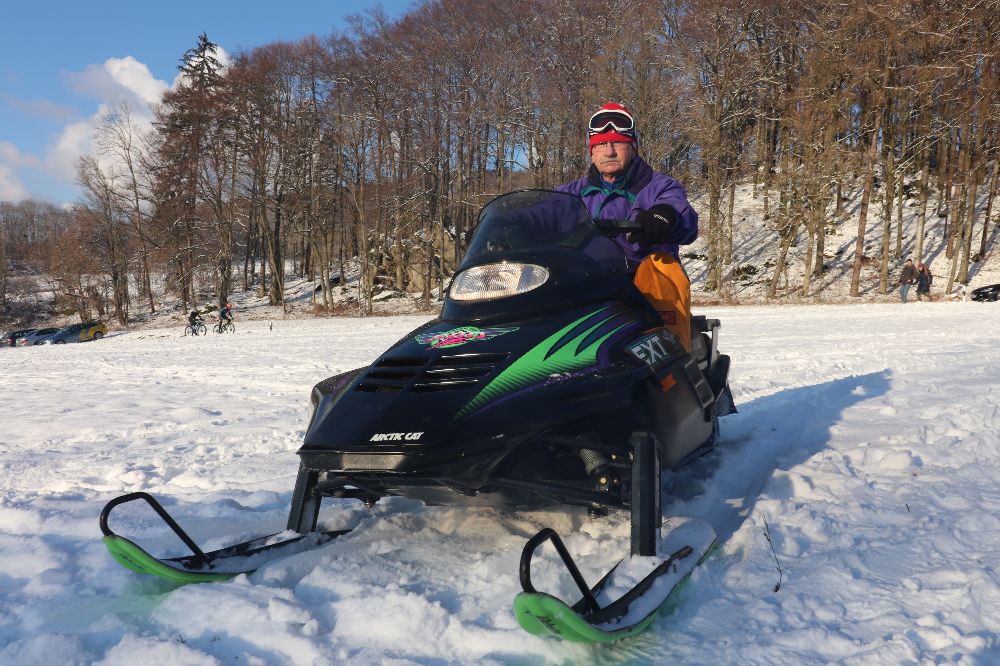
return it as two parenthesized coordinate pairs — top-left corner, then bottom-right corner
(956, 163), (980, 285)
(801, 227), (816, 296)
(768, 221), (799, 298)
(850, 95), (886, 297)
(946, 134), (969, 260)
(979, 158), (999, 258)
(914, 135), (932, 262)
(878, 121), (895, 295)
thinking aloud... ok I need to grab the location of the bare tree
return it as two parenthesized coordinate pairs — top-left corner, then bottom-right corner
(50, 0), (999, 318)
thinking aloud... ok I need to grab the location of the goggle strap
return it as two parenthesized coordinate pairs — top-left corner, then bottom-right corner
(588, 121), (634, 136)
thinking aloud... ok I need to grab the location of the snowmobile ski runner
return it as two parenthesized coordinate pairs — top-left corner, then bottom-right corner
(100, 492), (351, 583)
(99, 190), (735, 640)
(514, 516), (716, 642)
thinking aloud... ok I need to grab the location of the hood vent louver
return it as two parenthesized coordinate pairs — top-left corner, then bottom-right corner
(356, 353), (508, 393)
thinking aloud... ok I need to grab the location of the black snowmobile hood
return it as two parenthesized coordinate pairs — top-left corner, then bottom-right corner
(300, 298), (671, 457)
(298, 190), (688, 474)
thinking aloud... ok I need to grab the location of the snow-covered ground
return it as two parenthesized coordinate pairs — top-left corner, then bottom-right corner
(1, 304), (999, 665)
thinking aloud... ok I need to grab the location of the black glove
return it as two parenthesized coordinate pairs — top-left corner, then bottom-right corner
(630, 204), (678, 246)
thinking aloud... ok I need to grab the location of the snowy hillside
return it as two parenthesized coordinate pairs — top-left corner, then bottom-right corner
(2, 304), (1000, 664)
(680, 180), (1000, 305)
(5, 177), (1000, 337)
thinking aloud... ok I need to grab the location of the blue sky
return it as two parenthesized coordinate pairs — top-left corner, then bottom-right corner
(0, 0), (415, 205)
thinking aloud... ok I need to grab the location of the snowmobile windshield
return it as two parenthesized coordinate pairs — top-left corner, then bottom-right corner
(462, 190), (628, 271)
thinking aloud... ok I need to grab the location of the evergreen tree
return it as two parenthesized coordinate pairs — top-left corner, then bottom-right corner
(150, 33), (225, 309)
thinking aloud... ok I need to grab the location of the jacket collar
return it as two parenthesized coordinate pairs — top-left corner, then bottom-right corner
(585, 155), (654, 194)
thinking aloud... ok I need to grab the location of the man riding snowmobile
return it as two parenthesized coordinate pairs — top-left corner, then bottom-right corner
(100, 187), (735, 643)
(558, 102), (697, 349)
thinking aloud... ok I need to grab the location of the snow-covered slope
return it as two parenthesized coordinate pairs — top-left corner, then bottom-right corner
(682, 180), (1000, 305)
(7, 178), (1000, 336)
(1, 305), (999, 664)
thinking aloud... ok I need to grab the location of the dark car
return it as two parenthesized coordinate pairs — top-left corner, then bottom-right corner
(38, 321), (108, 344)
(1, 328), (36, 347)
(972, 284), (1000, 302)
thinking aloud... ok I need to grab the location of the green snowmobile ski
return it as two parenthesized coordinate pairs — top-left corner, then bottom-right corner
(100, 492), (350, 583)
(514, 516), (716, 643)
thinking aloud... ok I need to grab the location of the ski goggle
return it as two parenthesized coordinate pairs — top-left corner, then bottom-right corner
(588, 109), (635, 136)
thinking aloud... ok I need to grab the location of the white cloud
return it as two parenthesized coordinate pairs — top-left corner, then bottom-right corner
(66, 56), (168, 107)
(216, 46), (232, 69)
(0, 163), (29, 202)
(10, 50), (233, 203)
(0, 141), (41, 169)
(46, 56), (169, 188)
(104, 56), (170, 105)
(47, 116), (100, 182)
(0, 142), (37, 203)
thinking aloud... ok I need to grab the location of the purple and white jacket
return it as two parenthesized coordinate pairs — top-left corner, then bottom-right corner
(556, 156), (698, 263)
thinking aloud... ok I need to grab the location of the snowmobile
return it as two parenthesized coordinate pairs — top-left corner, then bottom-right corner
(100, 189), (736, 642)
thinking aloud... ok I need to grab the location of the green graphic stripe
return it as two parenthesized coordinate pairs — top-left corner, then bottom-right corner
(455, 310), (625, 419)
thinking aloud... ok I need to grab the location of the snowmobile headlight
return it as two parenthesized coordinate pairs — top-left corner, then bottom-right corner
(449, 262), (549, 301)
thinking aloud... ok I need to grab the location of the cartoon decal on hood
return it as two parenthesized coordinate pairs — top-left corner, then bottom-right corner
(415, 326), (518, 350)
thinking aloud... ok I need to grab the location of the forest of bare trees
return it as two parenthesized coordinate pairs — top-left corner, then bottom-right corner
(2, 0), (999, 326)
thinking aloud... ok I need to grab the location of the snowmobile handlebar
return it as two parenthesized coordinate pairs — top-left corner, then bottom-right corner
(594, 218), (641, 234)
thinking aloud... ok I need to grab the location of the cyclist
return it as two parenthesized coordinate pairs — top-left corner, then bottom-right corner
(220, 302), (234, 326)
(188, 309), (204, 331)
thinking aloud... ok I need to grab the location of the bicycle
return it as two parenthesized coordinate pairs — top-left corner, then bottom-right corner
(185, 321), (207, 336)
(214, 320), (235, 334)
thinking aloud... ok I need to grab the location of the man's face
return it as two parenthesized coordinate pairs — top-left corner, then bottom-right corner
(591, 141), (635, 182)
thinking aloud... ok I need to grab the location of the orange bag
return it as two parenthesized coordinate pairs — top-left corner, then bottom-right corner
(633, 252), (691, 351)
